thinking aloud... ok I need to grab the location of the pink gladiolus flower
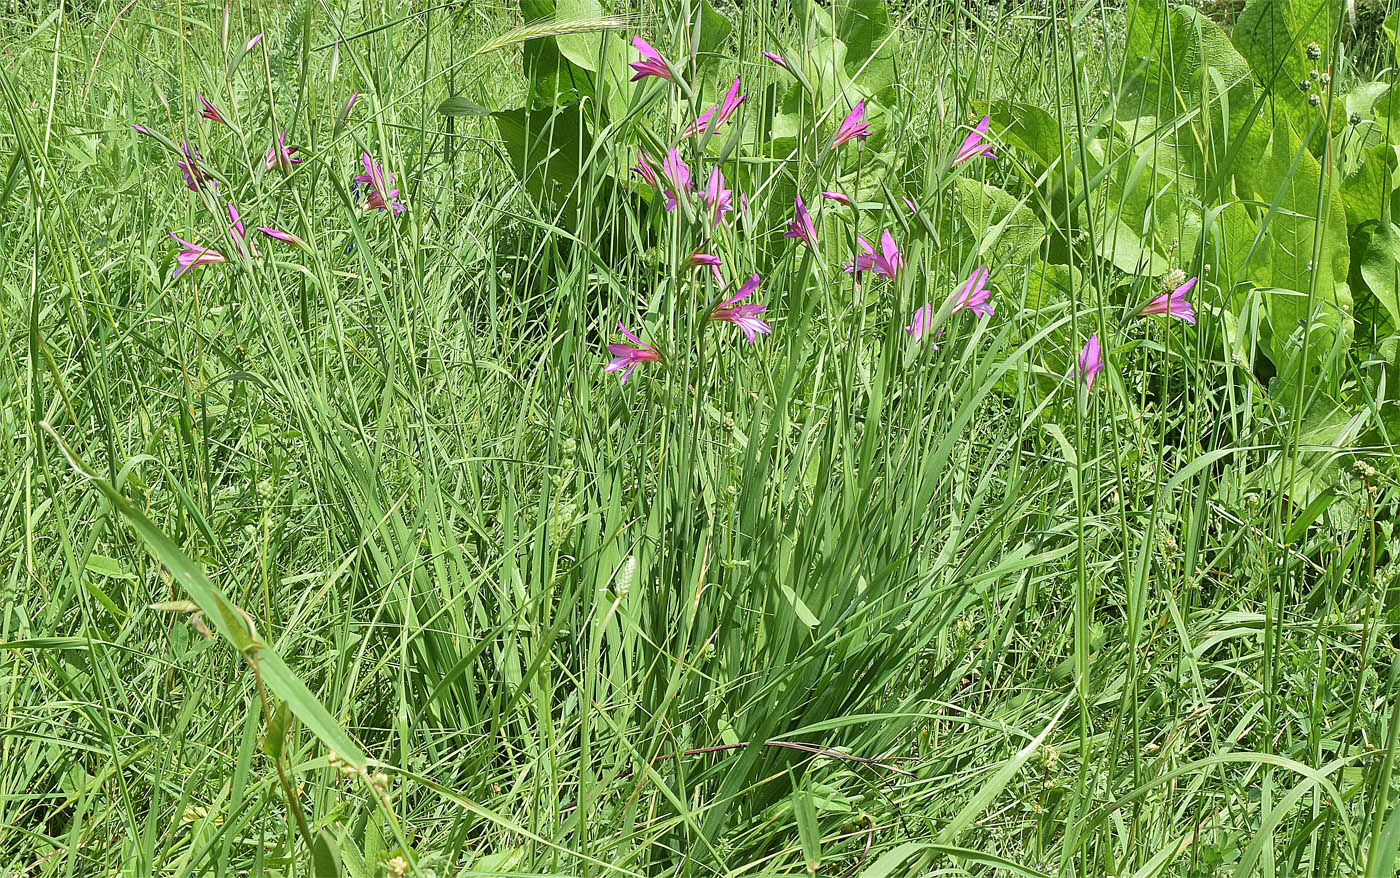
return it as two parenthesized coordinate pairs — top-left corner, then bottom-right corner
(264, 131), (302, 174)
(200, 95), (227, 125)
(169, 234), (226, 279)
(762, 51), (790, 71)
(1140, 276), (1197, 324)
(710, 274), (770, 343)
(632, 150), (660, 190)
(605, 321), (662, 384)
(1078, 333), (1104, 391)
(905, 304), (938, 345)
(953, 115), (997, 166)
(176, 141), (217, 192)
(629, 37), (673, 82)
(703, 167), (733, 225)
(343, 92), (358, 120)
(784, 195), (817, 249)
(661, 148), (690, 211)
(950, 266), (995, 318)
(689, 253), (724, 286)
(821, 191), (852, 206)
(131, 124), (154, 138)
(903, 197), (919, 214)
(353, 153), (405, 215)
(683, 78), (746, 138)
(225, 203), (258, 258)
(832, 100), (871, 147)
(258, 226), (310, 252)
(844, 229), (901, 279)
(244, 32), (263, 52)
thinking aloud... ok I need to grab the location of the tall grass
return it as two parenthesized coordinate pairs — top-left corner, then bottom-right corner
(1, 0), (1398, 876)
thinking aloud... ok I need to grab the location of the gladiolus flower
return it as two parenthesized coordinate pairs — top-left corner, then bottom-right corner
(903, 197), (919, 214)
(661, 148), (690, 212)
(200, 95), (227, 125)
(629, 37), (673, 82)
(952, 115), (997, 166)
(169, 234), (226, 279)
(832, 100), (871, 147)
(244, 32), (263, 52)
(631, 149), (661, 191)
(710, 274), (771, 343)
(950, 266), (995, 318)
(605, 321), (662, 384)
(342, 92), (358, 122)
(258, 226), (310, 252)
(225, 203), (258, 258)
(821, 191), (852, 206)
(264, 130), (302, 174)
(176, 141), (217, 192)
(683, 78), (746, 138)
(844, 229), (901, 279)
(1140, 275), (1197, 324)
(1078, 333), (1104, 391)
(784, 195), (817, 249)
(131, 124), (154, 138)
(353, 153), (405, 215)
(762, 51), (790, 71)
(703, 167), (733, 225)
(905, 304), (938, 345)
(688, 252), (724, 286)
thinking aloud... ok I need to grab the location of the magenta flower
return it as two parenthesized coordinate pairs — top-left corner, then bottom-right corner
(903, 196), (919, 214)
(344, 92), (359, 119)
(844, 229), (902, 280)
(905, 304), (938, 345)
(832, 100), (871, 147)
(762, 51), (790, 72)
(950, 266), (995, 318)
(784, 195), (817, 249)
(1078, 333), (1104, 391)
(683, 78), (746, 138)
(1140, 276), (1197, 324)
(629, 37), (673, 82)
(353, 153), (405, 215)
(689, 252), (725, 286)
(631, 149), (661, 191)
(703, 167), (733, 225)
(605, 321), (663, 384)
(131, 123), (155, 138)
(821, 191), (852, 206)
(200, 95), (227, 125)
(264, 131), (302, 174)
(710, 274), (771, 343)
(661, 148), (691, 211)
(244, 32), (263, 52)
(225, 203), (259, 258)
(176, 141), (217, 192)
(953, 115), (997, 166)
(257, 226), (310, 252)
(169, 234), (226, 279)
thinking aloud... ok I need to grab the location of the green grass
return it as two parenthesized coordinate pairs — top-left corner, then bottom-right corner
(2, 0), (1399, 875)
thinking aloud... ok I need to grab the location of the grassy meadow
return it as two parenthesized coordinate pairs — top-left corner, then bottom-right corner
(4, 0), (1400, 874)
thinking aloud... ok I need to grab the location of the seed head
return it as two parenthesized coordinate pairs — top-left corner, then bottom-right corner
(1306, 41), (1321, 60)
(1309, 93), (1321, 107)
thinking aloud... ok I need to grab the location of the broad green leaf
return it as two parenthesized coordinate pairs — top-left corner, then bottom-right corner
(952, 177), (1045, 269)
(836, 0), (896, 96)
(1358, 221), (1400, 329)
(695, 0), (732, 60)
(85, 554), (134, 579)
(493, 103), (594, 212)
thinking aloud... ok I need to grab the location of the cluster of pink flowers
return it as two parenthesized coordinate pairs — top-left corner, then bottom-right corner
(610, 37), (1199, 394)
(132, 51), (399, 281)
